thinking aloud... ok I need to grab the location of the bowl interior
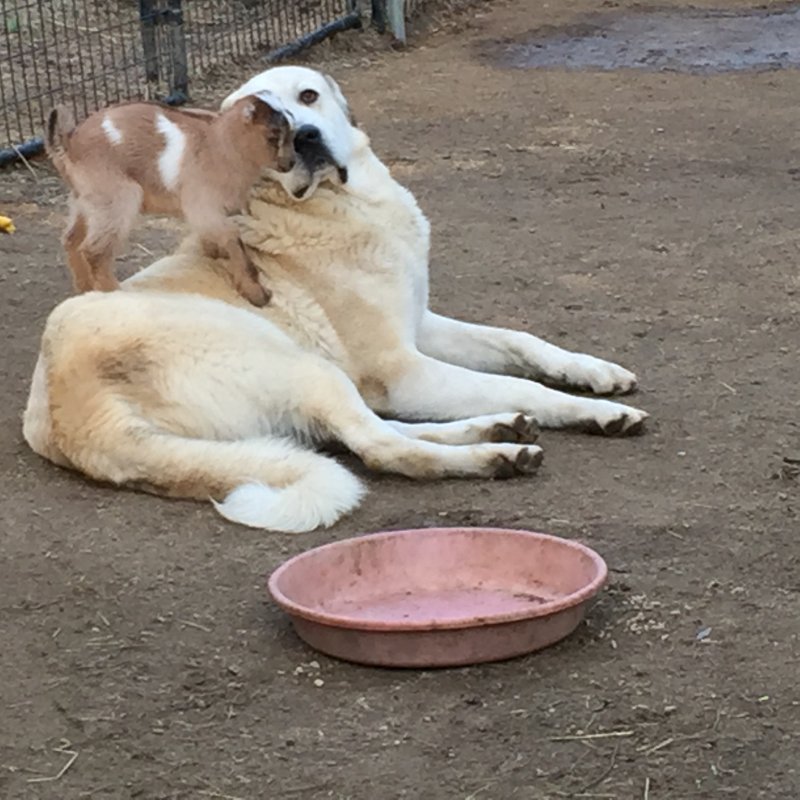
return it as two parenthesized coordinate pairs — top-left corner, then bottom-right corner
(270, 528), (606, 629)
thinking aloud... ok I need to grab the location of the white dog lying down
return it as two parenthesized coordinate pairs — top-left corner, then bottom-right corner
(23, 66), (648, 533)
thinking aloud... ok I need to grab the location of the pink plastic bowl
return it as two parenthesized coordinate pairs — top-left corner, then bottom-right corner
(268, 527), (607, 668)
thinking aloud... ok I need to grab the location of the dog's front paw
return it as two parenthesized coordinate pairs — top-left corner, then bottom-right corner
(559, 355), (638, 396)
(572, 401), (649, 436)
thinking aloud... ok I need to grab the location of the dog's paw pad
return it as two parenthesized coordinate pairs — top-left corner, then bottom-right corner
(491, 446), (543, 478)
(514, 446), (543, 473)
(488, 414), (540, 444)
(579, 410), (649, 437)
(617, 414), (648, 436)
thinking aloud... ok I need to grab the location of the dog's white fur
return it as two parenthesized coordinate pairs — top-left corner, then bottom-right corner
(23, 66), (648, 533)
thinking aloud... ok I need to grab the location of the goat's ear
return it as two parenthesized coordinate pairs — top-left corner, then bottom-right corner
(240, 98), (257, 121)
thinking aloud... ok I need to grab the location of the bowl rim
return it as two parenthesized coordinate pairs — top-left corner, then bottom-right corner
(267, 527), (608, 632)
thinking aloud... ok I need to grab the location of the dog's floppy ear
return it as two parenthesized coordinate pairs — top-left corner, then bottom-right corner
(220, 71), (270, 111)
(253, 89), (292, 122)
(221, 89), (244, 111)
(323, 73), (358, 127)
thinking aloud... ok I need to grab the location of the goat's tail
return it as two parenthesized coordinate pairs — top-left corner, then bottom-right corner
(44, 105), (76, 173)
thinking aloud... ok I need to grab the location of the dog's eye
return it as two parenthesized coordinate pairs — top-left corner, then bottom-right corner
(299, 89), (319, 105)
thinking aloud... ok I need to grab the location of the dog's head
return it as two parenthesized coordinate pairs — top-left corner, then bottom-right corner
(221, 66), (366, 201)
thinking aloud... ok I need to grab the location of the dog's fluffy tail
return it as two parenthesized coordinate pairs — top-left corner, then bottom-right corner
(108, 431), (362, 532)
(212, 460), (364, 532)
(44, 105), (76, 174)
(32, 381), (364, 532)
(207, 439), (365, 531)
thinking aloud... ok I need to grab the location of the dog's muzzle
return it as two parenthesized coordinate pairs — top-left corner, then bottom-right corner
(293, 124), (347, 193)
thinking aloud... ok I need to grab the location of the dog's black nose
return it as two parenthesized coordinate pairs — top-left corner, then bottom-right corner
(295, 124), (322, 146)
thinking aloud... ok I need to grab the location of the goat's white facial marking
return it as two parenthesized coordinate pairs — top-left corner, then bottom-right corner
(101, 115), (123, 145)
(155, 113), (186, 191)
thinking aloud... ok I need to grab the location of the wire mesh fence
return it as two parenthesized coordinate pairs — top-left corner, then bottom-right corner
(0, 0), (360, 162)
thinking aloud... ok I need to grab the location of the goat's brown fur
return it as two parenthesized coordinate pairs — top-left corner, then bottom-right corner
(45, 95), (294, 306)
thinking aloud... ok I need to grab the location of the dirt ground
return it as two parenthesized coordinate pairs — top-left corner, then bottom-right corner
(2, 0), (799, 797)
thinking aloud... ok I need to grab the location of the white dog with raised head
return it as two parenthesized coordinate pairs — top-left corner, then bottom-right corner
(23, 66), (648, 533)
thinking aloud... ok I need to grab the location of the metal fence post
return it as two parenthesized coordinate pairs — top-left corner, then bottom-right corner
(164, 0), (188, 104)
(371, 0), (387, 33)
(138, 0), (159, 83)
(1, 0), (370, 162)
(386, 0), (406, 43)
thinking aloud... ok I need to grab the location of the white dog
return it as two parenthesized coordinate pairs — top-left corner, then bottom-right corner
(23, 66), (648, 533)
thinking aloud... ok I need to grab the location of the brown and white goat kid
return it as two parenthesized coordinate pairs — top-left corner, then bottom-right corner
(45, 92), (294, 306)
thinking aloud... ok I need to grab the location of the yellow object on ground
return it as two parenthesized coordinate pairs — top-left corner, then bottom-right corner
(0, 215), (15, 234)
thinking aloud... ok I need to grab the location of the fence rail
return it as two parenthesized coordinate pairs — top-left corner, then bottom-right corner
(0, 0), (361, 163)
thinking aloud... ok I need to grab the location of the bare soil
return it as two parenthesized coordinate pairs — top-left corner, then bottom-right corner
(2, 1), (799, 798)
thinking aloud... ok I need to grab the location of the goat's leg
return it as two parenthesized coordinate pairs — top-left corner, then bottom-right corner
(78, 183), (143, 292)
(222, 234), (271, 307)
(62, 205), (93, 293)
(191, 211), (269, 307)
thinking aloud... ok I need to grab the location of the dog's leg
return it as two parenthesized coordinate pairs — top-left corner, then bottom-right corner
(418, 311), (638, 396)
(384, 353), (648, 436)
(47, 377), (363, 532)
(386, 413), (540, 445)
(304, 368), (543, 479)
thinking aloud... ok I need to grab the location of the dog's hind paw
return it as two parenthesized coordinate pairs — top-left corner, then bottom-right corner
(488, 414), (541, 444)
(490, 445), (544, 478)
